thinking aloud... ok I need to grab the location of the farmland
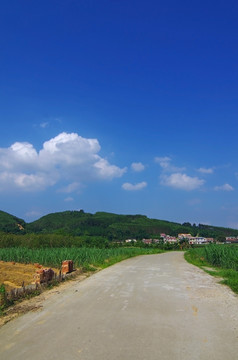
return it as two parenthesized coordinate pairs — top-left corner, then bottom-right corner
(0, 246), (164, 295)
(0, 247), (164, 269)
(185, 244), (238, 270)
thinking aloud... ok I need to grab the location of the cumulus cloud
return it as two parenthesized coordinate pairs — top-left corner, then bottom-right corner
(155, 156), (185, 172)
(122, 181), (147, 191)
(58, 182), (82, 194)
(0, 132), (126, 192)
(131, 162), (145, 172)
(160, 173), (205, 191)
(197, 167), (214, 174)
(214, 183), (234, 191)
(154, 156), (171, 169)
(93, 158), (126, 179)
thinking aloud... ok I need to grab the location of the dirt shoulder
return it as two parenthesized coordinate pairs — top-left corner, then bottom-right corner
(0, 270), (94, 328)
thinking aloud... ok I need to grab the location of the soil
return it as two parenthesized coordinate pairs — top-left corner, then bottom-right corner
(0, 268), (94, 328)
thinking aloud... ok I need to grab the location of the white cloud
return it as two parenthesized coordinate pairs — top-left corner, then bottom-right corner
(58, 182), (82, 194)
(14, 173), (55, 189)
(93, 158), (126, 179)
(197, 167), (214, 174)
(155, 156), (171, 169)
(131, 162), (145, 172)
(214, 183), (234, 191)
(0, 171), (56, 191)
(161, 173), (205, 191)
(155, 156), (185, 172)
(0, 132), (126, 192)
(122, 181), (147, 191)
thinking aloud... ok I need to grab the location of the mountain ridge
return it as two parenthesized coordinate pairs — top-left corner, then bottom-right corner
(0, 209), (238, 240)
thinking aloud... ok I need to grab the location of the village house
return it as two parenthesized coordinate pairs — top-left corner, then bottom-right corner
(164, 236), (177, 244)
(142, 239), (153, 245)
(125, 239), (137, 243)
(178, 233), (192, 240)
(225, 237), (238, 243)
(206, 238), (215, 243)
(188, 237), (207, 245)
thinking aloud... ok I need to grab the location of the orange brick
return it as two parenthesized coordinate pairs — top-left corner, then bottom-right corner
(34, 268), (55, 283)
(61, 260), (74, 274)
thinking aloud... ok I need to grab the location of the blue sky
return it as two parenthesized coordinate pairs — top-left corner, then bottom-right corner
(0, 0), (238, 228)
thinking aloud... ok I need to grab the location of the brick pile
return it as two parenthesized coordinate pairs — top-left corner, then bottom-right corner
(34, 268), (55, 284)
(61, 260), (74, 274)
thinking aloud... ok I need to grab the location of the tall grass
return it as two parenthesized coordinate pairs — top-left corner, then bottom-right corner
(0, 247), (163, 269)
(204, 244), (238, 270)
(185, 244), (238, 270)
(185, 244), (238, 294)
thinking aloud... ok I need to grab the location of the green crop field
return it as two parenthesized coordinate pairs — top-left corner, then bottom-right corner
(0, 247), (164, 270)
(185, 244), (238, 293)
(185, 244), (238, 270)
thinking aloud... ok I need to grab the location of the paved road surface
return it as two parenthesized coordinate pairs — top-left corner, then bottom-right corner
(0, 252), (237, 360)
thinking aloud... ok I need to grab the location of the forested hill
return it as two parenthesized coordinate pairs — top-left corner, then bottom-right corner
(0, 210), (26, 233)
(1, 209), (238, 241)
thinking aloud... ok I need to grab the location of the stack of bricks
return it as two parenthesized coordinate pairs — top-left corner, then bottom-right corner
(35, 268), (55, 284)
(61, 260), (74, 274)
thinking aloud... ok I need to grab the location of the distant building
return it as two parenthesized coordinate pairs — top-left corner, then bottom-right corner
(206, 238), (214, 243)
(125, 239), (137, 243)
(164, 236), (177, 243)
(178, 233), (192, 239)
(189, 237), (207, 245)
(226, 237), (238, 243)
(142, 239), (153, 244)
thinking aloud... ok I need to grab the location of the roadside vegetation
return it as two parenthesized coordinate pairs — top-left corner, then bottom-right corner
(185, 244), (238, 294)
(0, 247), (165, 271)
(0, 246), (165, 314)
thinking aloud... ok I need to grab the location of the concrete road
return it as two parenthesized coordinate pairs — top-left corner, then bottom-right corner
(0, 252), (237, 360)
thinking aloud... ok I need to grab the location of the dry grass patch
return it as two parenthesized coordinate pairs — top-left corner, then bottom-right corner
(0, 261), (59, 291)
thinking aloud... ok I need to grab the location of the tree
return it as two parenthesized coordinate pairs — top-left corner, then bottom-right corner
(216, 235), (226, 243)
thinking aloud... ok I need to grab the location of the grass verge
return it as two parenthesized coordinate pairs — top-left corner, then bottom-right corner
(185, 247), (238, 294)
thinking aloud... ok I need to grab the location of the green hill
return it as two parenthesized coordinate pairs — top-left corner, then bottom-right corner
(1, 209), (238, 241)
(0, 211), (26, 234)
(26, 210), (238, 240)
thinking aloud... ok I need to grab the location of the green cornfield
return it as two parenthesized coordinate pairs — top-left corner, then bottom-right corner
(0, 247), (163, 269)
(203, 244), (238, 270)
(187, 244), (238, 271)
